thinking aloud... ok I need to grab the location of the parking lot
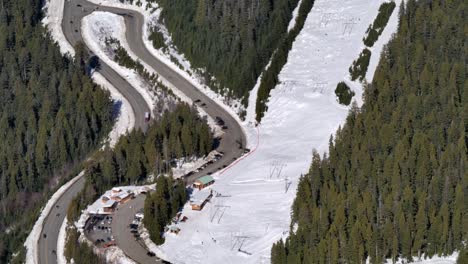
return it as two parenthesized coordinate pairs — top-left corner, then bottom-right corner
(84, 214), (115, 247)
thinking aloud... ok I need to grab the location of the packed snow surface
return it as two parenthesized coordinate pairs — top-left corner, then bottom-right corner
(383, 253), (459, 264)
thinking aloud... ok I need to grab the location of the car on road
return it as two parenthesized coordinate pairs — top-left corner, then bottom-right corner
(147, 251), (156, 257)
(194, 99), (201, 103)
(43, 234), (47, 238)
(145, 112), (151, 122)
(215, 116), (225, 126)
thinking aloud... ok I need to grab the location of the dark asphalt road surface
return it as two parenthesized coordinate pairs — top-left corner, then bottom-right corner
(37, 0), (247, 263)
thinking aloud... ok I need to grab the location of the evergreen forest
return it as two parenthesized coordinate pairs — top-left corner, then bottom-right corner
(67, 103), (213, 222)
(65, 103), (212, 263)
(144, 175), (188, 245)
(147, 0), (300, 102)
(0, 0), (114, 262)
(271, 0), (467, 263)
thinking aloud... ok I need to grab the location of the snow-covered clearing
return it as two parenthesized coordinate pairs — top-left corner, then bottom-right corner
(156, 0), (404, 263)
(383, 253), (459, 264)
(92, 72), (135, 147)
(24, 171), (84, 264)
(104, 246), (137, 264)
(42, 0), (74, 56)
(172, 150), (224, 179)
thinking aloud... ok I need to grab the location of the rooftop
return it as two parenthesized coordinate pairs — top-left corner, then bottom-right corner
(190, 189), (213, 206)
(195, 175), (214, 185)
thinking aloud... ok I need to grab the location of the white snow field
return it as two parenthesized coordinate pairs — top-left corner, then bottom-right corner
(383, 253), (459, 264)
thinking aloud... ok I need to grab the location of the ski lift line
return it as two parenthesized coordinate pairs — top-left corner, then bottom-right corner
(219, 125), (260, 176)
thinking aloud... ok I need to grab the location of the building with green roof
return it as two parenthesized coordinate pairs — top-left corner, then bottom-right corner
(193, 175), (215, 190)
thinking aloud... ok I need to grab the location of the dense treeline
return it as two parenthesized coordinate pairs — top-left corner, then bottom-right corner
(107, 37), (169, 94)
(272, 0), (466, 263)
(65, 103), (211, 261)
(349, 48), (371, 81)
(363, 1), (396, 47)
(149, 28), (166, 50)
(67, 103), (213, 221)
(334, 82), (355, 106)
(64, 226), (106, 264)
(255, 0), (315, 122)
(147, 0), (300, 101)
(144, 175), (187, 245)
(0, 0), (114, 262)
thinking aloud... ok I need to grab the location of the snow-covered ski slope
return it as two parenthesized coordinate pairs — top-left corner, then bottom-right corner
(157, 0), (411, 263)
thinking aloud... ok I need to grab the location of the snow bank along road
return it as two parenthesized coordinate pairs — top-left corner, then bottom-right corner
(37, 0), (247, 263)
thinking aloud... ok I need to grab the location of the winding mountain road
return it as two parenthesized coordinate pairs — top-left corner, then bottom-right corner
(37, 0), (246, 263)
